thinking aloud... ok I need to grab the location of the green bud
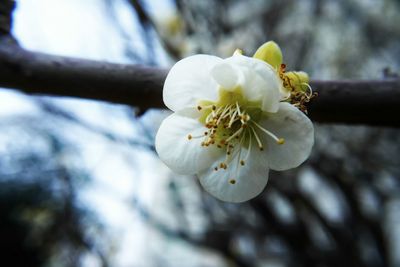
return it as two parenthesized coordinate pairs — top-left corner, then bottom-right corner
(253, 41), (282, 69)
(286, 71), (309, 92)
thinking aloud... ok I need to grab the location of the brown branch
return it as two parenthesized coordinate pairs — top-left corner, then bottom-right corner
(0, 37), (168, 110)
(309, 79), (400, 126)
(0, 0), (14, 36)
(0, 38), (399, 126)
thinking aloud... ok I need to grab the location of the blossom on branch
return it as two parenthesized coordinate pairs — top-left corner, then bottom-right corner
(156, 42), (314, 202)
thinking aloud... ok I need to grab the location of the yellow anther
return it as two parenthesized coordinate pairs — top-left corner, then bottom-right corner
(229, 179), (236, 184)
(233, 49), (243, 56)
(277, 138), (285, 145)
(187, 134), (192, 140)
(219, 163), (227, 170)
(240, 160), (245, 166)
(197, 105), (202, 111)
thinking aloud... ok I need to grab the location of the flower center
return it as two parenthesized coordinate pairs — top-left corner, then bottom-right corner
(187, 88), (285, 182)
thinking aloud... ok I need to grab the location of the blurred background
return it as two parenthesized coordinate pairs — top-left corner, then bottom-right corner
(1, 0), (400, 266)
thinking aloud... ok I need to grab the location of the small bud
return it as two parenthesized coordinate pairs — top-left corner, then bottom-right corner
(285, 71), (310, 92)
(253, 41), (283, 69)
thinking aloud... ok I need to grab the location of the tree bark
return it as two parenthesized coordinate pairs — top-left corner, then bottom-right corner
(0, 38), (399, 126)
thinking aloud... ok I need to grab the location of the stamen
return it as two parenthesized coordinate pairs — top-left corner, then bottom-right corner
(216, 105), (231, 125)
(219, 162), (227, 169)
(226, 128), (243, 142)
(233, 139), (243, 175)
(236, 102), (242, 116)
(243, 130), (252, 163)
(250, 126), (263, 150)
(228, 110), (238, 128)
(187, 133), (208, 140)
(301, 82), (313, 97)
(221, 105), (234, 120)
(252, 121), (285, 145)
(205, 112), (214, 123)
(229, 179), (236, 185)
(240, 113), (250, 124)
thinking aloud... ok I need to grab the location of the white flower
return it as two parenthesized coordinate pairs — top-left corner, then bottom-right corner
(155, 52), (314, 203)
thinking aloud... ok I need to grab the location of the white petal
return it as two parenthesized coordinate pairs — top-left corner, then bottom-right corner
(259, 102), (314, 171)
(210, 62), (241, 90)
(225, 55), (281, 113)
(155, 112), (222, 175)
(198, 145), (269, 203)
(163, 55), (223, 112)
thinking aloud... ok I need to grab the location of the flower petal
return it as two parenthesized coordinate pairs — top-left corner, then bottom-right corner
(225, 55), (281, 113)
(163, 55), (223, 112)
(198, 145), (269, 203)
(259, 102), (314, 171)
(155, 112), (222, 175)
(210, 62), (241, 90)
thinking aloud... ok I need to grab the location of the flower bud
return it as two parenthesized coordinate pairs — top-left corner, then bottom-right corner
(286, 71), (309, 92)
(253, 41), (282, 69)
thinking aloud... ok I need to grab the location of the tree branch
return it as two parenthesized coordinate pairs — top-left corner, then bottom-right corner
(0, 38), (168, 110)
(0, 39), (399, 126)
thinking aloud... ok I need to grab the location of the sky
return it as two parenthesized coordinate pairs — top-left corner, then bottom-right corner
(1, 0), (220, 266)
